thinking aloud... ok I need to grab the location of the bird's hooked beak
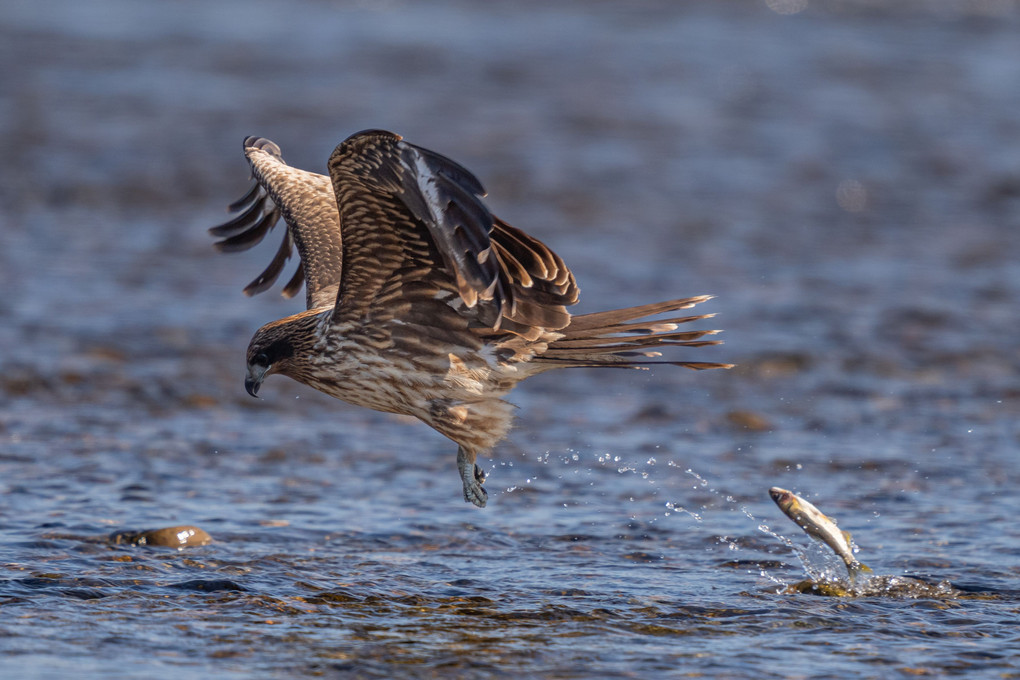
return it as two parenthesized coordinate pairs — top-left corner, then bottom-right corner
(245, 364), (268, 398)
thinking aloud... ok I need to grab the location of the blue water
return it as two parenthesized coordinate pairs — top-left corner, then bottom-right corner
(2, 1), (1019, 677)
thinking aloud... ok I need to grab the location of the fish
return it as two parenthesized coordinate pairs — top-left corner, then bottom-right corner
(769, 486), (872, 577)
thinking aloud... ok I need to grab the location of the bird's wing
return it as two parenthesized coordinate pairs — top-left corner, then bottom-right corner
(488, 216), (578, 337)
(326, 129), (578, 339)
(210, 137), (344, 310)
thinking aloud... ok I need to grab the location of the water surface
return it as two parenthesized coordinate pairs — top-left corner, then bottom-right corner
(2, 1), (1019, 677)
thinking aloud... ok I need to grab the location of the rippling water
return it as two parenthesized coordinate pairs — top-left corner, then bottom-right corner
(2, 1), (1019, 677)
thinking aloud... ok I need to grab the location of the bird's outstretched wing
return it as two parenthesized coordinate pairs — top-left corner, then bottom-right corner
(210, 137), (344, 310)
(326, 129), (579, 339)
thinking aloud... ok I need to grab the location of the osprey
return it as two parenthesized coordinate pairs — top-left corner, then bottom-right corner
(211, 130), (731, 507)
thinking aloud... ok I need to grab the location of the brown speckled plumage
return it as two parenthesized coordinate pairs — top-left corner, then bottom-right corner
(211, 129), (732, 507)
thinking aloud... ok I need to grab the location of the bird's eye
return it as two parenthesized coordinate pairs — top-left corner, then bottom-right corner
(254, 352), (269, 366)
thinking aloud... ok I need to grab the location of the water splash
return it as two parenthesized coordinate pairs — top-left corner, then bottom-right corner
(664, 500), (702, 522)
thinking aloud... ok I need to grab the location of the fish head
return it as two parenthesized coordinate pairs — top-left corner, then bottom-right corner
(769, 486), (797, 512)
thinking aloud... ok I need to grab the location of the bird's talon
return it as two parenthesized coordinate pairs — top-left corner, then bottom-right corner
(463, 479), (488, 508)
(458, 447), (487, 508)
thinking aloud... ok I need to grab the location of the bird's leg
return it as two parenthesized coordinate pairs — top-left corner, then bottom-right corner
(457, 445), (487, 508)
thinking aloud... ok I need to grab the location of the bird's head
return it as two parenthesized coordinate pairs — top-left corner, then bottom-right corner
(244, 331), (294, 398)
(244, 311), (323, 397)
(245, 336), (293, 399)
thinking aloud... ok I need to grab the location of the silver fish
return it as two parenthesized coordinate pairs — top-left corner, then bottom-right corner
(769, 486), (871, 577)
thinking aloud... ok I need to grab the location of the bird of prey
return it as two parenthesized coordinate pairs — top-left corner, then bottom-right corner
(211, 129), (732, 508)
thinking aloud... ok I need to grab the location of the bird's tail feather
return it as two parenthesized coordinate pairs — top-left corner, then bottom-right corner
(535, 295), (734, 370)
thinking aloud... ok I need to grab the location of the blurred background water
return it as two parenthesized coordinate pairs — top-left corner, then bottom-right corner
(1, 0), (1019, 677)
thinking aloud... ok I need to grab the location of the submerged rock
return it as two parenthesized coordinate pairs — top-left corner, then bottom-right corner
(784, 575), (960, 599)
(109, 525), (212, 549)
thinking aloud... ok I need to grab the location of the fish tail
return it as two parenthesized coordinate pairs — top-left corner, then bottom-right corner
(849, 561), (873, 577)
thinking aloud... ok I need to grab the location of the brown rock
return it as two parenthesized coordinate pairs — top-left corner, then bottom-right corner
(109, 525), (212, 549)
